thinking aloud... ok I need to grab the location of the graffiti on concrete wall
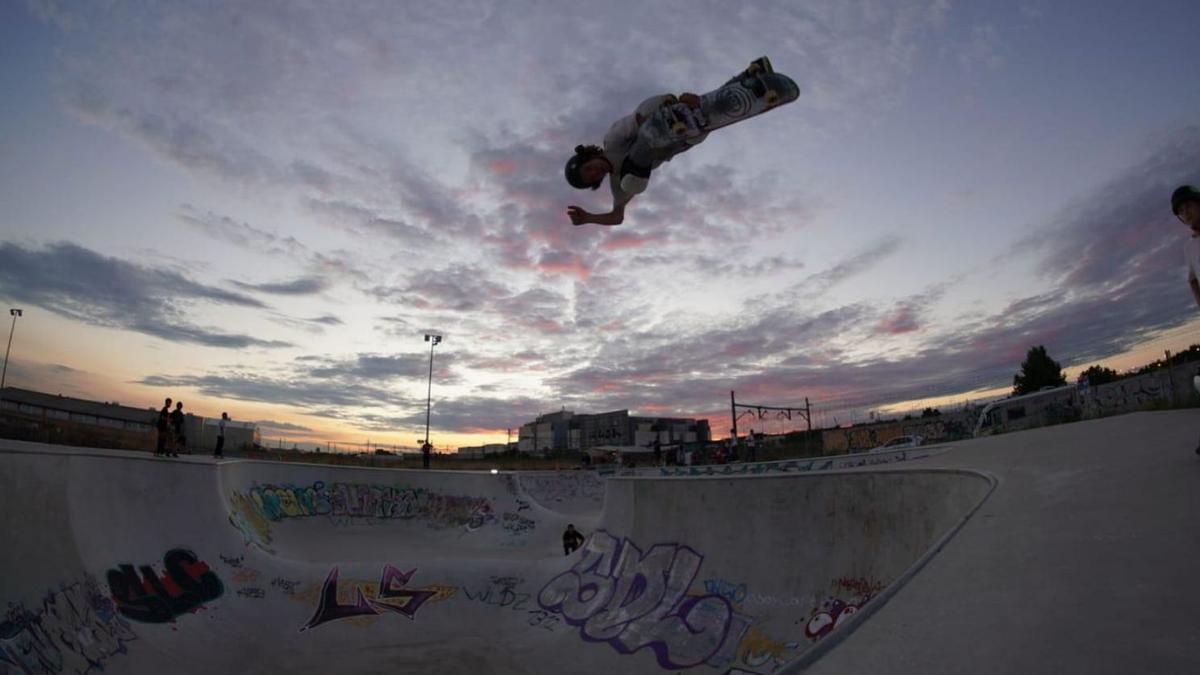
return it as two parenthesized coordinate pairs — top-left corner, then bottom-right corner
(659, 458), (828, 477)
(1, 575), (136, 675)
(657, 449), (932, 477)
(803, 576), (884, 641)
(300, 565), (445, 632)
(538, 530), (753, 670)
(228, 491), (274, 552)
(105, 549), (223, 624)
(230, 482), (507, 529)
(226, 481), (532, 553)
(519, 473), (605, 507)
(1087, 376), (1167, 415)
(703, 578), (748, 604)
(735, 625), (803, 673)
(459, 576), (530, 612)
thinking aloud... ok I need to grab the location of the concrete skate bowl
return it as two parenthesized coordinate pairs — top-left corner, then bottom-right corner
(0, 441), (993, 674)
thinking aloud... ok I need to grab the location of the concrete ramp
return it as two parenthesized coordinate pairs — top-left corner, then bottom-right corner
(1, 440), (991, 674)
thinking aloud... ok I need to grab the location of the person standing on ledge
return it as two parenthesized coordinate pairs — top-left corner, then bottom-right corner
(421, 440), (432, 469)
(155, 397), (172, 457)
(1172, 184), (1200, 455)
(214, 412), (228, 459)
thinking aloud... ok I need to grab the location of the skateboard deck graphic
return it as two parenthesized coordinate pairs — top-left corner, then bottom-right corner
(641, 71), (800, 150)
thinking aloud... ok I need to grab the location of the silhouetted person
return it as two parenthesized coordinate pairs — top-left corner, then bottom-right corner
(1172, 184), (1200, 455)
(563, 524), (585, 556)
(155, 398), (172, 456)
(421, 441), (432, 469)
(170, 401), (186, 456)
(214, 412), (228, 459)
(652, 438), (662, 466)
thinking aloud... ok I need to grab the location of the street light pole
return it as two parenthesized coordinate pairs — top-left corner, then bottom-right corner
(0, 309), (24, 397)
(423, 333), (442, 445)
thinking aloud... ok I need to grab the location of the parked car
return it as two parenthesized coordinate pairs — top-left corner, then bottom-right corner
(868, 435), (924, 454)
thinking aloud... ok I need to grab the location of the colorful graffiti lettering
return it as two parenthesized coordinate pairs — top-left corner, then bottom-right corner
(736, 626), (800, 671)
(0, 576), (136, 675)
(226, 481), (521, 548)
(227, 491), (274, 552)
(703, 578), (748, 604)
(300, 565), (438, 632)
(538, 530), (752, 670)
(803, 577), (884, 641)
(105, 549), (223, 624)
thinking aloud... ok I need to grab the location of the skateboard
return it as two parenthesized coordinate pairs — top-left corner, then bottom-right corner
(640, 59), (800, 150)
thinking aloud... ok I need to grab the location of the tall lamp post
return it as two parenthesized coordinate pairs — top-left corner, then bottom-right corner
(423, 333), (442, 447)
(1, 309), (24, 399)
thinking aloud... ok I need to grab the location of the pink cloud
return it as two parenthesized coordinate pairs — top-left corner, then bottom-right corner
(536, 250), (592, 280)
(599, 231), (668, 251)
(876, 306), (920, 334)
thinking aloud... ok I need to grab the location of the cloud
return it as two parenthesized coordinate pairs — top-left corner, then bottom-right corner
(231, 276), (328, 295)
(0, 242), (291, 349)
(23, 1), (1200, 444)
(254, 419), (314, 433)
(176, 205), (308, 258)
(783, 235), (903, 299)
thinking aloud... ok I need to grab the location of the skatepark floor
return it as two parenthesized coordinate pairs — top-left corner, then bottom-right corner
(3, 410), (1199, 674)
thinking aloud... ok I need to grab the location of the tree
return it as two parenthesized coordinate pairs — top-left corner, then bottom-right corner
(1079, 365), (1120, 386)
(921, 407), (941, 418)
(1013, 345), (1067, 395)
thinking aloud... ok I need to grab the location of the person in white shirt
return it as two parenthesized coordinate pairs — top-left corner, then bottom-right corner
(565, 58), (773, 226)
(1176, 186), (1200, 304)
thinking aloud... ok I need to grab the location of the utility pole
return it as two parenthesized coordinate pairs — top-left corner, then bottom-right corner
(1, 309), (24, 401)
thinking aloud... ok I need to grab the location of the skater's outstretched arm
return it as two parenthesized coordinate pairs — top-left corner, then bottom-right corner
(567, 202), (625, 226)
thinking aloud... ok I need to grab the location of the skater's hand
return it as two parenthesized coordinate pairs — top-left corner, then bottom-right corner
(567, 206), (591, 226)
(679, 92), (701, 108)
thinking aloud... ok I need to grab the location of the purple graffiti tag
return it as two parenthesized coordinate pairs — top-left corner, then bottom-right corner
(299, 568), (376, 632)
(538, 530), (735, 670)
(368, 565), (437, 619)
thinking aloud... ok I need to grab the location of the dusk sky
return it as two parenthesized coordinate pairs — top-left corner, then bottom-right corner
(2, 0), (1199, 450)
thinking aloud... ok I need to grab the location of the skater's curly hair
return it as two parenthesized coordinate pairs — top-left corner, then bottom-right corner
(565, 144), (606, 190)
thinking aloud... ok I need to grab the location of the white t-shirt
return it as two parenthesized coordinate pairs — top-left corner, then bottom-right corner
(604, 95), (698, 207)
(1184, 236), (1200, 282)
(218, 418), (227, 437)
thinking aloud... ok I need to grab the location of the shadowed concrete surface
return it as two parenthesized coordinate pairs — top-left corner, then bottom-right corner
(796, 410), (1200, 675)
(1, 411), (1196, 674)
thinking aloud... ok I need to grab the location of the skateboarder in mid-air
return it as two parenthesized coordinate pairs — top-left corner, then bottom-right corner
(565, 57), (792, 227)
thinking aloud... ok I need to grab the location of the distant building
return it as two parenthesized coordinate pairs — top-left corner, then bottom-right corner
(455, 443), (511, 459)
(0, 387), (258, 453)
(517, 409), (710, 454)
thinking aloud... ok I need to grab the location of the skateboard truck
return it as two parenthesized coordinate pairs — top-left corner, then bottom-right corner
(665, 106), (687, 136)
